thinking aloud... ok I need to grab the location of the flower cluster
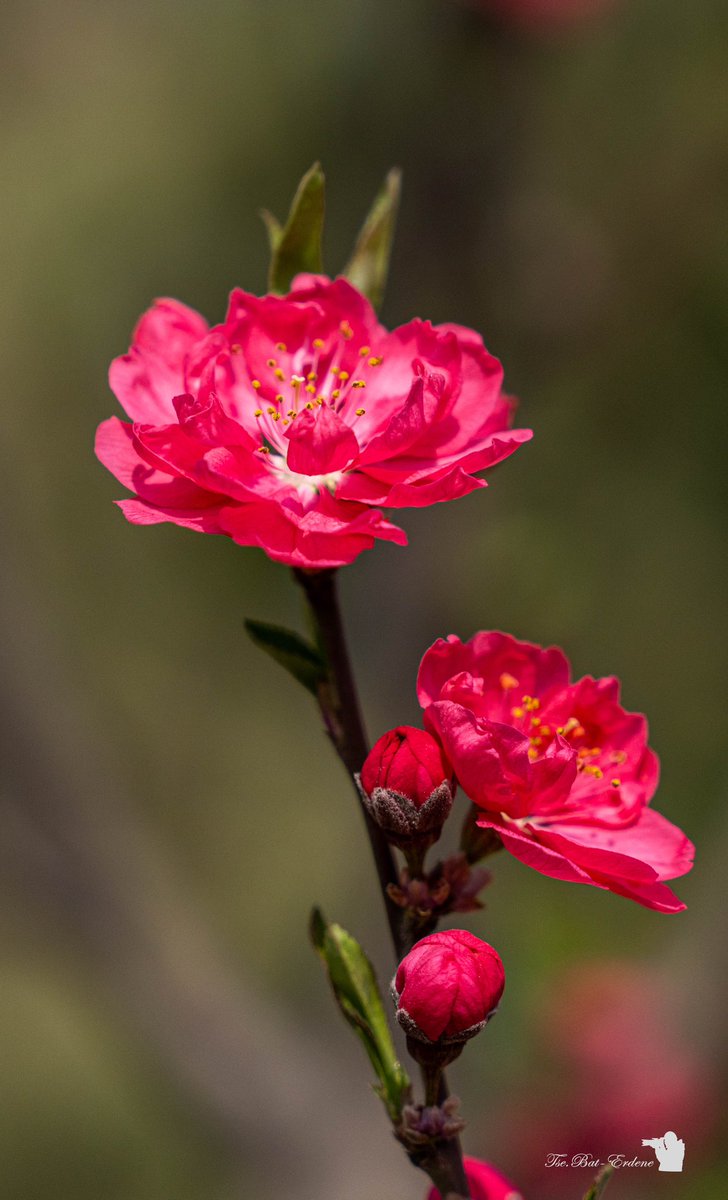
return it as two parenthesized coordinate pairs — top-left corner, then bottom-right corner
(96, 277), (530, 568)
(417, 632), (694, 912)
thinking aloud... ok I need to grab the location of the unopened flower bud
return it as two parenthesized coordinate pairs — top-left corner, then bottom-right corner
(358, 726), (454, 852)
(393, 929), (505, 1046)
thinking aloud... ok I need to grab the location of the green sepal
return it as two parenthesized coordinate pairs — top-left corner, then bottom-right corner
(582, 1165), (615, 1200)
(244, 618), (326, 696)
(310, 908), (411, 1122)
(263, 162), (325, 295)
(343, 168), (402, 311)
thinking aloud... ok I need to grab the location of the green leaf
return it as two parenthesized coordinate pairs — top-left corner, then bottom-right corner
(263, 163), (325, 295)
(310, 908), (411, 1121)
(343, 168), (402, 311)
(244, 619), (326, 696)
(582, 1165), (615, 1200)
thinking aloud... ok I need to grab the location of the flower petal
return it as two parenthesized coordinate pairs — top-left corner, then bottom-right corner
(284, 404), (360, 475)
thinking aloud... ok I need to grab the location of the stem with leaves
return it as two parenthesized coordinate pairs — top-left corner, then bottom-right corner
(293, 567), (471, 1200)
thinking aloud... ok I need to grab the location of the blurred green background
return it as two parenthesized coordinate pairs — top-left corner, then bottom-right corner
(1, 0), (726, 1197)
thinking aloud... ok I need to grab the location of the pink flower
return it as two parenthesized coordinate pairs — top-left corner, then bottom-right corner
(393, 929), (505, 1043)
(418, 632), (694, 912)
(427, 1156), (523, 1200)
(95, 277), (530, 569)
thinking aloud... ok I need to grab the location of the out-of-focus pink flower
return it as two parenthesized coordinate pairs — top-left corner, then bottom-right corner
(496, 961), (719, 1195)
(427, 1155), (523, 1200)
(418, 632), (694, 912)
(95, 278), (530, 568)
(393, 929), (505, 1043)
(470, 0), (617, 31)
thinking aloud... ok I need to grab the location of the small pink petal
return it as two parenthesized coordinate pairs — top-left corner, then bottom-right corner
(285, 404), (359, 475)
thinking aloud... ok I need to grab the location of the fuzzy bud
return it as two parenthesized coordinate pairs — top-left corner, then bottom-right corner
(393, 930), (505, 1045)
(358, 726), (454, 850)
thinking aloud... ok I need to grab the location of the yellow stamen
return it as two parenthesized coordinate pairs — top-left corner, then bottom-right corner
(275, 342), (287, 352)
(251, 380), (261, 390)
(266, 358), (276, 368)
(355, 407), (365, 416)
(611, 778), (621, 787)
(499, 672), (519, 690)
(352, 380), (366, 389)
(312, 338), (324, 349)
(584, 765), (603, 779)
(340, 320), (353, 339)
(305, 384), (316, 394)
(254, 409), (263, 418)
(358, 345), (371, 357)
(511, 706), (525, 719)
(338, 371), (350, 383)
(368, 356), (383, 366)
(307, 371), (317, 381)
(274, 368), (285, 381)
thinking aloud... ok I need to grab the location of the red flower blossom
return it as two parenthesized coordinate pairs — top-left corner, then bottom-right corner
(418, 632), (694, 912)
(95, 277), (530, 568)
(427, 1156), (523, 1200)
(393, 929), (505, 1043)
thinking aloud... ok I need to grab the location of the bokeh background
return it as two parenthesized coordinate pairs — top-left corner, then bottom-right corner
(2, 0), (727, 1197)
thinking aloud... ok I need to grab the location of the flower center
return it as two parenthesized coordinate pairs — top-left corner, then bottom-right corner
(267, 460), (344, 503)
(497, 674), (626, 786)
(236, 321), (385, 470)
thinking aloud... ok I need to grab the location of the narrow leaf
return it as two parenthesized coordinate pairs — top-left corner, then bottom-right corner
(265, 163), (325, 295)
(344, 168), (402, 311)
(310, 908), (411, 1121)
(244, 619), (326, 696)
(260, 208), (283, 253)
(582, 1165), (615, 1200)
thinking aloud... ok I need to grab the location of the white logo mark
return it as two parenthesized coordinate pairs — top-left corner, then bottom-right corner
(641, 1132), (685, 1172)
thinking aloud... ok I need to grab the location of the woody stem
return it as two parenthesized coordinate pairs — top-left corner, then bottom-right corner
(294, 566), (471, 1200)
